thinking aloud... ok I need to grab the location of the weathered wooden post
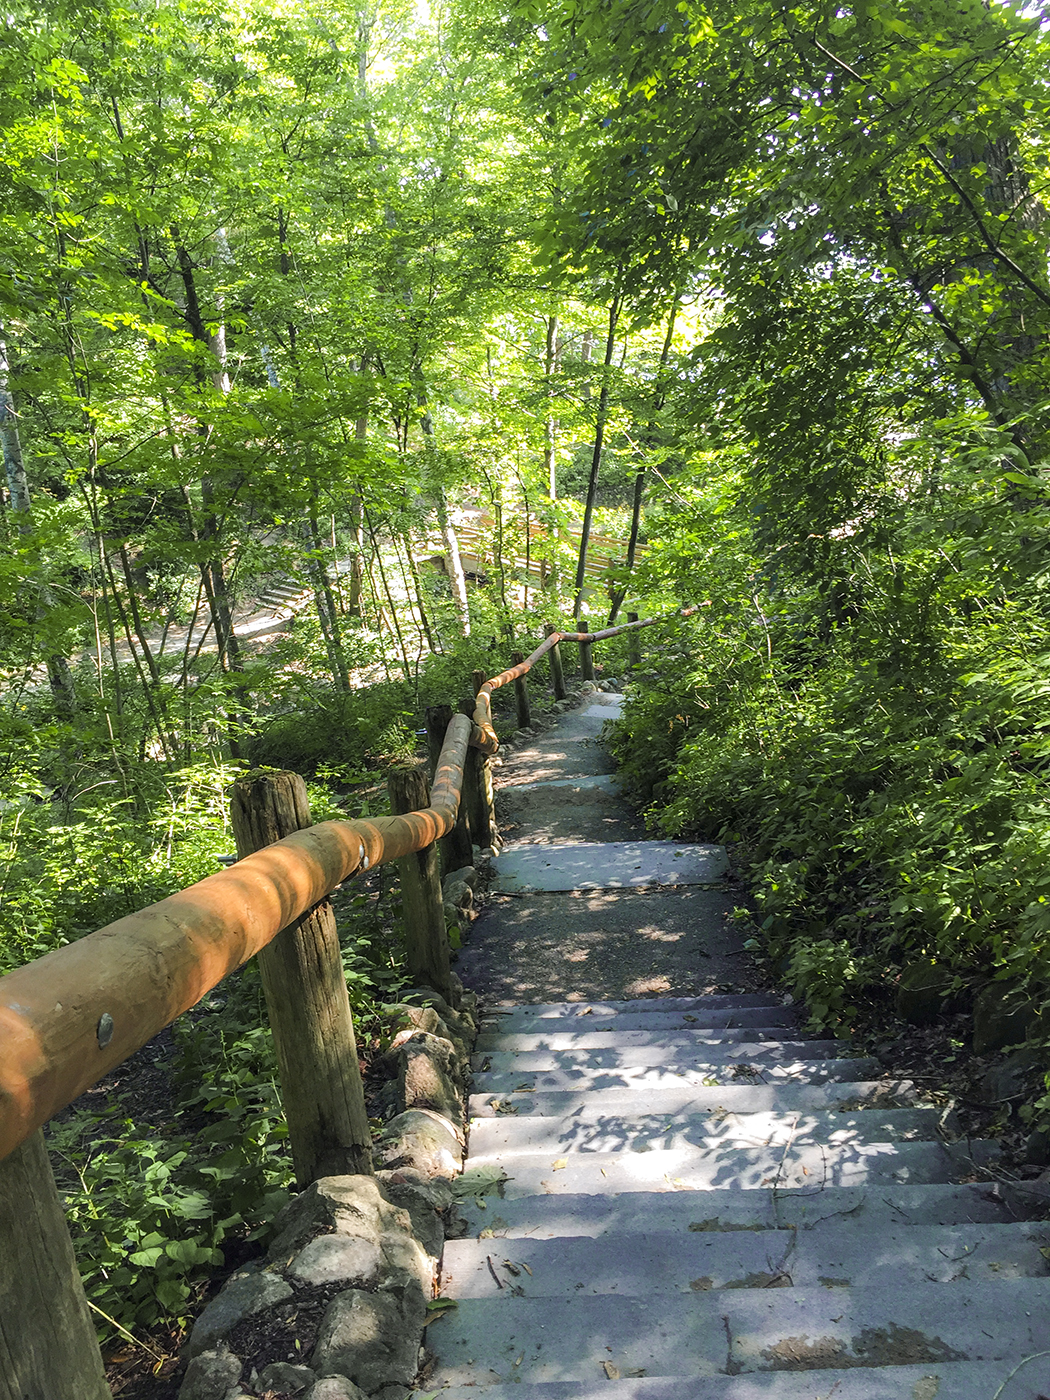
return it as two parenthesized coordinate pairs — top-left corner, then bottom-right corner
(426, 704), (471, 872)
(545, 623), (566, 700)
(0, 1130), (111, 1400)
(461, 694), (496, 851)
(579, 619), (595, 681)
(387, 765), (454, 1003)
(511, 650), (531, 729)
(230, 770), (373, 1185)
(472, 673), (499, 848)
(627, 611), (641, 671)
(426, 703), (452, 781)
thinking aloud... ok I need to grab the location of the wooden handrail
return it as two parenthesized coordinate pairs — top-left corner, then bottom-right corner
(0, 606), (691, 1161)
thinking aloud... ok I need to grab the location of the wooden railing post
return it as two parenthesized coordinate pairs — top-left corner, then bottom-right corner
(426, 704), (471, 872)
(511, 651), (531, 729)
(627, 611), (641, 670)
(426, 703), (452, 781)
(461, 693), (496, 851)
(387, 765), (455, 1004)
(230, 770), (373, 1185)
(0, 1129), (110, 1400)
(579, 619), (595, 681)
(545, 623), (566, 699)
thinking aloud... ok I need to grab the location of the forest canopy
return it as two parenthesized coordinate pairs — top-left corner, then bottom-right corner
(3, 0), (1050, 1349)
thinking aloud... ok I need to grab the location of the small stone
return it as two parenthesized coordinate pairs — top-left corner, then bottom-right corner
(973, 979), (1038, 1055)
(289, 1235), (382, 1287)
(399, 1032), (462, 1123)
(178, 1345), (242, 1400)
(311, 1285), (427, 1390)
(305, 1379), (370, 1400)
(979, 1046), (1043, 1104)
(443, 865), (477, 890)
(373, 1108), (464, 1180)
(184, 1271), (292, 1360)
(257, 1362), (316, 1394)
(1026, 1127), (1050, 1166)
(442, 880), (473, 911)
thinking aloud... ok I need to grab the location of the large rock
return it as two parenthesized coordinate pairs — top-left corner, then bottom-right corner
(373, 1109), (464, 1180)
(183, 1268), (292, 1360)
(311, 1285), (427, 1391)
(398, 1031), (463, 1123)
(895, 960), (952, 1025)
(178, 1344), (242, 1400)
(973, 980), (1038, 1054)
(288, 1234), (382, 1287)
(979, 1045), (1044, 1104)
(375, 1168), (452, 1258)
(267, 1175), (412, 1268)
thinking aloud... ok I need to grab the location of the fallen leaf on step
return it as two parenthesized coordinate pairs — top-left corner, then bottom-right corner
(502, 1260), (521, 1276)
(520, 1262), (533, 1276)
(603, 1362), (621, 1380)
(552, 1158), (568, 1170)
(514, 1354), (524, 1367)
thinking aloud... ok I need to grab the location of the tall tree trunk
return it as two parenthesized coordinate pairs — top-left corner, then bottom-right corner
(543, 312), (561, 594)
(415, 379), (470, 635)
(574, 277), (623, 620)
(608, 293), (679, 625)
(0, 334), (77, 718)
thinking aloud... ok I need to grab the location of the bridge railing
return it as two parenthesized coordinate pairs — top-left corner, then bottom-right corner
(0, 607), (692, 1399)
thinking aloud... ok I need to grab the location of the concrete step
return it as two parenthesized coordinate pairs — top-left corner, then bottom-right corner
(465, 1138), (998, 1196)
(452, 1181), (1027, 1237)
(469, 1079), (915, 1118)
(472, 1041), (851, 1073)
(423, 1358), (1050, 1400)
(471, 1058), (883, 1097)
(476, 1024), (812, 1047)
(482, 995), (786, 1016)
(442, 1220), (1050, 1297)
(491, 839), (728, 893)
(479, 1007), (798, 1036)
(426, 1276), (1048, 1385)
(468, 1106), (946, 1155)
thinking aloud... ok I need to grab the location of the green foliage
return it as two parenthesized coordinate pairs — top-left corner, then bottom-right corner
(612, 424), (1050, 1034)
(0, 761), (239, 972)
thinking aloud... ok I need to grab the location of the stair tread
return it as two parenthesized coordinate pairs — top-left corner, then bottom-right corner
(441, 1219), (1050, 1296)
(463, 1137), (998, 1196)
(471, 1058), (883, 1094)
(469, 1078), (913, 1116)
(450, 1181), (1027, 1236)
(423, 1358), (1050, 1400)
(467, 1105), (949, 1152)
(427, 1277), (1048, 1385)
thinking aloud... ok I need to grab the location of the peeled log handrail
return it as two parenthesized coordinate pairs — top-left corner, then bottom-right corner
(0, 606), (692, 1161)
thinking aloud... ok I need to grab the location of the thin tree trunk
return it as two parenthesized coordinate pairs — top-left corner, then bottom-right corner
(308, 504), (351, 691)
(364, 508), (412, 680)
(574, 277), (623, 620)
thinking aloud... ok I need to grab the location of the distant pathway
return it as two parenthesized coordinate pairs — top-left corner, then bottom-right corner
(425, 689), (1050, 1398)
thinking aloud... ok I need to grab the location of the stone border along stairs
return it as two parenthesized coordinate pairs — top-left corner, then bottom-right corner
(422, 695), (1050, 1399)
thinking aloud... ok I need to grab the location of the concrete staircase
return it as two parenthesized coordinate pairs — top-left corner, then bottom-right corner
(424, 691), (1050, 1398)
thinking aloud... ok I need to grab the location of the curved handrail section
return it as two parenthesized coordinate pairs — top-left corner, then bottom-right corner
(0, 607), (692, 1159)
